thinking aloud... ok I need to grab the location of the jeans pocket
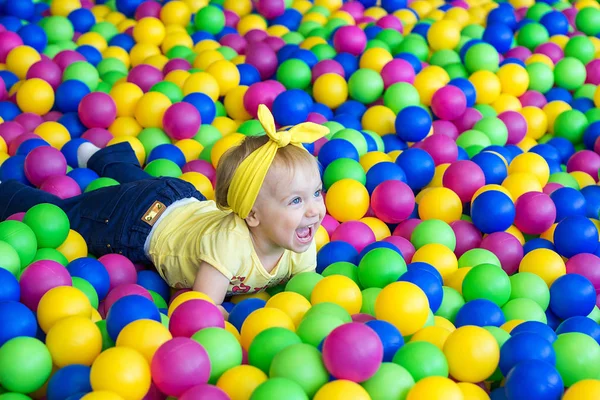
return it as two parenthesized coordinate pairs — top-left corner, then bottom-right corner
(80, 185), (137, 223)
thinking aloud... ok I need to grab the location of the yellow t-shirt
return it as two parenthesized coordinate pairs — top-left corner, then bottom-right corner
(147, 200), (317, 295)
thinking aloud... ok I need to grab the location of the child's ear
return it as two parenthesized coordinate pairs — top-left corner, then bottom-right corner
(245, 209), (260, 227)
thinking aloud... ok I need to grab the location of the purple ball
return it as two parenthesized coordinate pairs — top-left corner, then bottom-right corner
(331, 221), (377, 254)
(256, 0), (285, 19)
(82, 127), (113, 148)
(312, 59), (345, 83)
(566, 150), (600, 182)
(135, 1), (162, 19)
(431, 85), (467, 121)
(169, 299), (225, 338)
(566, 253), (600, 292)
(8, 133), (40, 156)
(245, 42), (278, 80)
(333, 26), (366, 56)
(322, 322), (383, 382)
(0, 121), (26, 146)
(53, 50), (86, 71)
(480, 232), (524, 275)
(432, 120), (459, 140)
(163, 58), (191, 75)
(24, 146), (67, 187)
(243, 80), (285, 117)
(504, 46), (532, 61)
(219, 33), (247, 55)
(421, 133), (459, 165)
(40, 175), (82, 199)
(13, 113), (43, 132)
(586, 59), (600, 85)
(452, 108), (483, 133)
(104, 283), (153, 312)
(43, 111), (63, 122)
(381, 59), (415, 87)
(340, 1), (364, 19)
(450, 220), (483, 258)
(245, 29), (268, 43)
(514, 192), (556, 235)
(182, 160), (215, 184)
(26, 60), (63, 89)
(127, 64), (164, 92)
(519, 90), (548, 108)
(20, 260), (72, 311)
(163, 102), (202, 140)
(98, 254), (137, 291)
(78, 92), (117, 129)
(534, 42), (564, 64)
(382, 235), (415, 262)
(0, 31), (23, 62)
(375, 15), (403, 32)
(442, 160), (486, 203)
(180, 385), (229, 400)
(263, 36), (285, 52)
(498, 111), (527, 145)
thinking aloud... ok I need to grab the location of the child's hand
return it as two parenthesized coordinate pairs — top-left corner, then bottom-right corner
(192, 261), (230, 305)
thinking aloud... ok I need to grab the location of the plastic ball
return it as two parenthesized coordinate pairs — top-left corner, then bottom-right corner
(20, 259), (72, 311)
(443, 325), (500, 382)
(395, 106), (432, 142)
(371, 180), (415, 224)
(16, 78), (54, 116)
(375, 281), (429, 336)
(311, 275), (362, 315)
(0, 337), (52, 394)
(418, 187), (463, 224)
(549, 273), (596, 320)
(106, 295), (160, 341)
(169, 299), (225, 338)
(37, 285), (92, 333)
(554, 216), (599, 258)
(90, 346), (151, 399)
(431, 85), (467, 121)
(504, 359), (563, 400)
(46, 316), (102, 368)
(269, 343), (329, 397)
(325, 179), (370, 222)
(115, 319), (172, 364)
(46, 364), (93, 400)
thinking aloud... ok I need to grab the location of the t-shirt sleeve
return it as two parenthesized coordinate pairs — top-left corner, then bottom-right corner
(291, 241), (318, 274)
(198, 231), (246, 280)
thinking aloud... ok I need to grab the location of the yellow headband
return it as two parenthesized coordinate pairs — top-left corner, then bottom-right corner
(227, 104), (330, 219)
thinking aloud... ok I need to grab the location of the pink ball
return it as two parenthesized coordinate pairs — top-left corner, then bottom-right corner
(332, 26), (367, 56)
(498, 111), (527, 145)
(243, 81), (285, 117)
(26, 60), (63, 89)
(143, 383), (166, 400)
(82, 128), (114, 148)
(514, 192), (556, 235)
(104, 283), (153, 312)
(352, 313), (376, 323)
(393, 219), (422, 241)
(245, 43), (278, 80)
(135, 1), (162, 19)
(0, 121), (26, 146)
(182, 160), (216, 185)
(382, 235), (415, 262)
(321, 214), (340, 237)
(371, 180), (415, 223)
(307, 112), (327, 124)
(381, 59), (415, 87)
(442, 160), (486, 203)
(169, 299), (225, 338)
(20, 260), (72, 311)
(480, 232), (524, 275)
(9, 133), (41, 156)
(265, 36), (286, 53)
(340, 1), (364, 18)
(519, 90), (547, 108)
(312, 59), (345, 83)
(245, 29), (268, 43)
(0, 77), (5, 101)
(567, 150), (600, 182)
(452, 108), (483, 133)
(163, 58), (191, 75)
(450, 220), (483, 258)
(219, 34), (247, 55)
(313, 136), (328, 156)
(432, 120), (459, 140)
(421, 133), (459, 165)
(6, 212), (25, 222)
(331, 221), (376, 253)
(151, 337), (211, 397)
(163, 102), (202, 140)
(376, 15), (403, 32)
(98, 254), (137, 291)
(24, 146), (67, 187)
(534, 42), (564, 64)
(566, 253), (600, 291)
(43, 111), (63, 122)
(53, 50), (86, 71)
(586, 59), (600, 85)
(0, 31), (23, 62)
(180, 385), (230, 400)
(40, 175), (82, 199)
(543, 182), (563, 195)
(128, 64), (164, 92)
(256, 0), (285, 19)
(78, 92), (117, 129)
(322, 322), (383, 382)
(224, 9), (240, 28)
(504, 46), (532, 61)
(13, 113), (43, 132)
(431, 86), (467, 121)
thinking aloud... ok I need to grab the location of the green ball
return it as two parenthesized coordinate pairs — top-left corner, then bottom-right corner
(31, 248), (68, 266)
(160, 313), (169, 328)
(587, 108), (600, 124)
(250, 378), (308, 400)
(85, 177), (120, 192)
(238, 120), (265, 136)
(248, 328), (302, 374)
(332, 128), (368, 156)
(473, 104), (497, 118)
(554, 57), (587, 91)
(575, 7), (600, 36)
(282, 32), (304, 45)
(397, 34), (429, 61)
(307, 27), (328, 39)
(323, 159), (366, 190)
(0, 241), (20, 277)
(473, 116), (509, 146)
(564, 36), (596, 64)
(384, 82), (421, 114)
(150, 81), (183, 104)
(358, 248), (407, 289)
(553, 332), (600, 387)
(461, 24), (485, 39)
(363, 130), (385, 152)
(501, 298), (547, 323)
(194, 124), (222, 147)
(194, 5), (225, 34)
(376, 29), (404, 54)
(0, 337), (52, 394)
(361, 287), (382, 316)
(434, 286), (465, 322)
(72, 277), (99, 309)
(365, 39), (391, 52)
(285, 272), (323, 300)
(166, 46), (194, 60)
(312, 44), (336, 61)
(95, 81), (113, 94)
(458, 248), (501, 268)
(276, 59), (312, 90)
(465, 43), (499, 73)
(63, 61), (100, 91)
(96, 320), (115, 351)
(509, 272), (550, 310)
(429, 50), (461, 67)
(526, 62), (554, 94)
(516, 23), (550, 50)
(303, 302), (352, 323)
(392, 341), (448, 382)
(43, 44), (62, 58)
(483, 326), (511, 381)
(322, 121), (345, 139)
(321, 262), (360, 286)
(308, 5), (330, 16)
(23, 203), (69, 249)
(348, 69), (384, 104)
(148, 290), (168, 309)
(411, 219), (456, 251)
(325, 19), (347, 37)
(101, 71), (126, 86)
(138, 128), (172, 157)
(525, 3), (552, 21)
(0, 394), (32, 400)
(192, 327), (243, 384)
(548, 172), (579, 189)
(0, 221), (37, 269)
(553, 109), (588, 143)
(361, 363), (415, 400)
(299, 21), (320, 37)
(444, 63), (469, 79)
(574, 84), (597, 100)
(269, 343), (329, 398)
(456, 129), (492, 149)
(296, 313), (345, 347)
(462, 263), (511, 307)
(97, 58), (128, 77)
(144, 159), (182, 178)
(39, 16), (74, 43)
(91, 21), (119, 41)
(589, 306), (600, 324)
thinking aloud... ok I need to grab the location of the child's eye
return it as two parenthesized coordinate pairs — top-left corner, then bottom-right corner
(314, 189), (322, 197)
(291, 197), (302, 205)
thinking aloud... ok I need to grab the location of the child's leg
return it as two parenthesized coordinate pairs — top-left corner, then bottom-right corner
(0, 180), (65, 220)
(84, 142), (153, 184)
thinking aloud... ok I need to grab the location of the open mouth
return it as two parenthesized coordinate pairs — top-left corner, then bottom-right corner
(295, 224), (315, 244)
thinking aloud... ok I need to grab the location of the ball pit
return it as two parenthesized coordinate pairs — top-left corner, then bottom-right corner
(1, 0), (600, 398)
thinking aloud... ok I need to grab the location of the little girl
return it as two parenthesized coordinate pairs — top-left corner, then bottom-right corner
(0, 105), (328, 311)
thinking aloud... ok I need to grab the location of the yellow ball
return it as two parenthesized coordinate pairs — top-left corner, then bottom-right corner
(375, 281), (430, 336)
(160, 0), (192, 26)
(434, 316), (456, 331)
(457, 382), (490, 400)
(543, 100), (571, 134)
(77, 32), (108, 52)
(497, 63), (530, 97)
(563, 379), (600, 400)
(412, 243), (458, 282)
(103, 47), (130, 69)
(508, 152), (550, 186)
(206, 60), (241, 97)
(361, 105), (395, 136)
(407, 376), (463, 400)
(192, 49), (224, 70)
(360, 216), (391, 240)
(571, 171), (595, 189)
(81, 392), (124, 400)
(134, 92), (172, 129)
(325, 178), (370, 222)
(179, 172), (214, 200)
(115, 319), (172, 364)
(359, 153), (392, 172)
(300, 37), (327, 50)
(50, 0), (82, 16)
(315, 224), (330, 251)
(37, 286), (92, 333)
(210, 132), (245, 168)
(16, 78), (54, 116)
(90, 347), (151, 400)
(428, 163), (450, 188)
(224, 0), (252, 16)
(410, 325), (452, 350)
(225, 321), (241, 342)
(224, 86), (252, 121)
(230, 291), (271, 304)
(167, 291), (214, 317)
(443, 325), (500, 382)
(315, 0), (342, 11)
(313, 73), (348, 109)
(46, 316), (102, 367)
(311, 275), (362, 315)
(314, 380), (371, 400)
(266, 291), (312, 328)
(175, 139), (204, 162)
(414, 66), (450, 106)
(212, 116), (239, 136)
(129, 43), (161, 67)
(237, 14), (268, 35)
(164, 70), (190, 88)
(492, 93), (522, 113)
(216, 365), (268, 400)
(105, 11), (127, 26)
(525, 55), (554, 70)
(0, 152), (9, 168)
(469, 70), (502, 105)
(417, 187), (462, 223)
(183, 72), (220, 101)
(34, 121), (71, 150)
(445, 267), (471, 294)
(519, 248), (566, 287)
(133, 17), (166, 46)
(0, 136), (6, 154)
(502, 172), (543, 200)
(56, 229), (88, 263)
(6, 45), (41, 79)
(359, 48), (393, 73)
(521, 106), (548, 140)
(193, 39), (220, 53)
(501, 319), (524, 333)
(240, 308), (295, 350)
(427, 20), (461, 51)
(540, 223), (557, 242)
(444, 7), (470, 27)
(109, 117), (143, 137)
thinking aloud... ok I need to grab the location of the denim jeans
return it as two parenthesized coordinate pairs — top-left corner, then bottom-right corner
(0, 143), (205, 263)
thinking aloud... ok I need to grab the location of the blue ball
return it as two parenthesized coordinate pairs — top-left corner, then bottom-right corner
(0, 267), (20, 302)
(395, 148), (435, 190)
(106, 295), (161, 341)
(147, 144), (187, 168)
(583, 121), (600, 149)
(0, 155), (29, 185)
(137, 270), (171, 303)
(482, 23), (514, 54)
(358, 241), (402, 260)
(504, 144), (524, 160)
(411, 23), (430, 39)
(399, 268), (443, 312)
(272, 8), (302, 31)
(487, 4), (517, 29)
(68, 8), (96, 33)
(540, 10), (569, 36)
(76, 45), (103, 66)
(454, 298), (506, 327)
(17, 23), (47, 52)
(332, 113), (362, 130)
(16, 138), (50, 157)
(333, 52), (359, 77)
(115, 0), (144, 17)
(317, 241), (359, 273)
(364, 25), (383, 40)
(499, 332), (556, 376)
(56, 80), (91, 113)
(556, 316), (600, 344)
(108, 33), (136, 52)
(365, 162), (407, 194)
(277, 44), (300, 63)
(311, 103), (333, 120)
(395, 52), (422, 73)
(291, 49), (318, 68)
(483, 145), (515, 164)
(272, 89), (313, 126)
(46, 365), (92, 400)
(65, 394), (87, 400)
(381, 0), (407, 12)
(221, 301), (235, 313)
(67, 168), (100, 192)
(317, 138), (359, 168)
(67, 257), (111, 300)
(471, 190), (515, 234)
(504, 360), (563, 400)
(365, 320), (404, 362)
(381, 134), (407, 153)
(228, 298), (267, 332)
(545, 308), (562, 330)
(500, 57), (526, 67)
(0, 70), (19, 92)
(191, 31), (215, 44)
(549, 273), (596, 319)
(0, 15), (22, 31)
(0, 101), (21, 121)
(547, 137), (575, 164)
(0, 301), (38, 346)
(490, 387), (508, 400)
(457, 146), (469, 161)
(459, 39), (485, 61)
(581, 185), (600, 219)
(471, 151), (508, 185)
(215, 27), (236, 40)
(58, 112), (87, 139)
(182, 92), (216, 124)
(395, 106), (432, 142)
(407, 262), (443, 285)
(237, 63), (261, 86)
(571, 97), (595, 114)
(336, 100), (367, 119)
(523, 238), (556, 255)
(4, 0), (34, 20)
(448, 78), (477, 108)
(529, 143), (562, 165)
(545, 87), (572, 103)
(554, 215), (598, 258)
(61, 138), (89, 168)
(510, 320), (558, 344)
(361, 132), (379, 152)
(550, 187), (586, 221)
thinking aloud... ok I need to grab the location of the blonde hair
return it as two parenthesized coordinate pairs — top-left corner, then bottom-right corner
(215, 134), (319, 211)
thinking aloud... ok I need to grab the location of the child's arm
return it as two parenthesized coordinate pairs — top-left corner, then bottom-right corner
(192, 261), (230, 318)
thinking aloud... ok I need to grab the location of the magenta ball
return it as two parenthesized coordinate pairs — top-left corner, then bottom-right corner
(78, 92), (117, 129)
(332, 26), (367, 56)
(534, 42), (564, 64)
(53, 50), (86, 71)
(450, 220), (483, 258)
(243, 80), (285, 117)
(498, 111), (527, 145)
(135, 1), (162, 19)
(163, 102), (201, 140)
(352, 313), (376, 323)
(392, 219), (422, 241)
(421, 133), (459, 165)
(26, 60), (63, 89)
(219, 34), (247, 55)
(163, 58), (191, 75)
(6, 212), (25, 222)
(0, 77), (5, 101)
(127, 64), (164, 92)
(331, 221), (376, 253)
(40, 175), (82, 199)
(452, 108), (483, 133)
(312, 59), (345, 83)
(322, 322), (383, 382)
(256, 0), (285, 19)
(0, 31), (23, 62)
(98, 254), (137, 291)
(431, 86), (467, 121)
(143, 383), (166, 400)
(504, 46), (532, 61)
(0, 121), (26, 146)
(151, 337), (211, 397)
(168, 299), (225, 338)
(442, 160), (486, 203)
(586, 59), (600, 84)
(381, 59), (415, 87)
(19, 260), (72, 311)
(24, 146), (67, 187)
(104, 283), (153, 312)
(382, 235), (415, 262)
(82, 128), (113, 148)
(566, 150), (600, 182)
(264, 36), (286, 55)
(307, 112), (327, 124)
(566, 253), (600, 291)
(14, 113), (43, 132)
(244, 42), (278, 80)
(224, 10), (240, 28)
(543, 182), (563, 195)
(519, 90), (547, 108)
(340, 1), (364, 18)
(480, 232), (523, 275)
(321, 214), (340, 237)
(514, 192), (556, 234)
(180, 385), (230, 400)
(432, 120), (459, 140)
(9, 133), (40, 156)
(43, 111), (63, 122)
(375, 15), (403, 32)
(371, 180), (415, 224)
(182, 160), (216, 184)
(245, 29), (268, 43)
